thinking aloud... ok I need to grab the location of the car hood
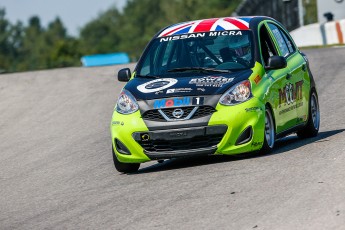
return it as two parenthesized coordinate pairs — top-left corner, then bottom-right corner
(124, 69), (253, 100)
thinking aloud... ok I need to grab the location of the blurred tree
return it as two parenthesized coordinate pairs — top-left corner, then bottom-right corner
(46, 17), (67, 44)
(17, 16), (46, 70)
(45, 17), (80, 68)
(49, 38), (81, 67)
(7, 21), (24, 71)
(0, 9), (12, 71)
(304, 0), (318, 25)
(79, 8), (121, 54)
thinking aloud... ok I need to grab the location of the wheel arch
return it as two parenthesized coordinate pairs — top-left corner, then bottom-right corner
(265, 102), (277, 135)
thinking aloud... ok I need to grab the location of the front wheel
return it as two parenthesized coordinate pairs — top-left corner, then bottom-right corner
(259, 106), (275, 154)
(297, 91), (320, 138)
(112, 147), (140, 173)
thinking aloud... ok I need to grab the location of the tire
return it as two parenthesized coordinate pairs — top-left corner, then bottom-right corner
(259, 106), (275, 154)
(297, 91), (320, 138)
(112, 147), (140, 173)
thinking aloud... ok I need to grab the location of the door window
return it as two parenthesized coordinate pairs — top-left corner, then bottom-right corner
(259, 24), (278, 66)
(268, 23), (295, 57)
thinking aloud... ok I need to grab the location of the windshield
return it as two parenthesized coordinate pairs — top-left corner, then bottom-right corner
(136, 30), (254, 77)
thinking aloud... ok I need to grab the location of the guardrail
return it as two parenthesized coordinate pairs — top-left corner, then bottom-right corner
(290, 19), (345, 47)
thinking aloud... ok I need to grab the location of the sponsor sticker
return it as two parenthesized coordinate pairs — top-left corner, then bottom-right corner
(278, 80), (304, 115)
(278, 80), (304, 107)
(112, 121), (124, 126)
(189, 76), (234, 87)
(153, 96), (204, 109)
(245, 107), (260, 112)
(279, 102), (303, 115)
(141, 133), (150, 141)
(166, 88), (193, 94)
(251, 141), (263, 147)
(137, 78), (178, 93)
(254, 75), (262, 84)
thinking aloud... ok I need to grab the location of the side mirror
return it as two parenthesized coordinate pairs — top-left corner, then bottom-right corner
(118, 68), (131, 82)
(265, 56), (287, 70)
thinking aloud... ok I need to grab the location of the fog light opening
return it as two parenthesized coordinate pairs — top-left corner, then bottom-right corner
(235, 126), (253, 145)
(115, 138), (131, 155)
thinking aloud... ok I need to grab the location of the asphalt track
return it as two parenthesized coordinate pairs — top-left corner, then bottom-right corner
(1, 47), (345, 229)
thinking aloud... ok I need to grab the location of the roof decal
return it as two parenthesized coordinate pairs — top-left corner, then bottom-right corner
(194, 18), (219, 33)
(160, 22), (196, 37)
(158, 17), (250, 37)
(223, 18), (249, 30)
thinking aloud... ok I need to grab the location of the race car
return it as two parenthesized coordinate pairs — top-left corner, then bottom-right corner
(110, 16), (320, 173)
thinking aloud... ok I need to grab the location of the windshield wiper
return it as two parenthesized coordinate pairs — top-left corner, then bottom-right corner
(167, 67), (231, 73)
(136, 74), (160, 79)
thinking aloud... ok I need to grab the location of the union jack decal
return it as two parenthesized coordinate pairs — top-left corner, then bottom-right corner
(158, 17), (251, 37)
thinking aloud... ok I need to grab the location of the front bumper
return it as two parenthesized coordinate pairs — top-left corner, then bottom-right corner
(132, 125), (227, 159)
(111, 97), (265, 163)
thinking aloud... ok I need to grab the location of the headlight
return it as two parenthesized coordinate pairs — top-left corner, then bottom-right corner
(116, 89), (139, 114)
(219, 80), (252, 105)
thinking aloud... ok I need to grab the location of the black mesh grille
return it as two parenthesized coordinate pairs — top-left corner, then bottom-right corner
(141, 105), (216, 122)
(138, 134), (224, 152)
(141, 110), (165, 121)
(192, 106), (216, 118)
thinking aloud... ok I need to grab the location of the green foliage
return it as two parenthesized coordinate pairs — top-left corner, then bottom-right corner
(0, 0), (242, 72)
(80, 8), (121, 54)
(0, 9), (81, 72)
(304, 0), (318, 25)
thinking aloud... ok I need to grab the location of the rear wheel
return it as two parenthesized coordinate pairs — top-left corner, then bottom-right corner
(112, 147), (140, 173)
(259, 106), (275, 154)
(297, 91), (320, 138)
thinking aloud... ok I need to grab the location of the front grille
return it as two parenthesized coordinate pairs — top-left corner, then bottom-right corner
(162, 106), (195, 120)
(142, 105), (216, 122)
(141, 110), (165, 121)
(138, 134), (224, 152)
(193, 106), (216, 118)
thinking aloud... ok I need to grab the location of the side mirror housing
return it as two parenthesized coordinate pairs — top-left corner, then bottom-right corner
(118, 68), (131, 82)
(265, 56), (287, 70)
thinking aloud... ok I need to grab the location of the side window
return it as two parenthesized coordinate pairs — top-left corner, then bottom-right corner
(259, 24), (278, 66)
(268, 23), (290, 57)
(280, 30), (295, 53)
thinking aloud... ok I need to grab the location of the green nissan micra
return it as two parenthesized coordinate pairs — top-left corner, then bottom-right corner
(111, 16), (320, 173)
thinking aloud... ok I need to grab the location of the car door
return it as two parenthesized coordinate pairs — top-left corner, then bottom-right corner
(266, 22), (307, 133)
(258, 23), (294, 134)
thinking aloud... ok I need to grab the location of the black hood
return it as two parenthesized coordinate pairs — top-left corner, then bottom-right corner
(124, 69), (253, 100)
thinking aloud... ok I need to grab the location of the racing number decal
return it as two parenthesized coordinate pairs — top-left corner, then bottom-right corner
(192, 97), (204, 105)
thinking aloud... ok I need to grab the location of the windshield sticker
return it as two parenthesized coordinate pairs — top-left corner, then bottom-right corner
(137, 78), (178, 93)
(160, 31), (243, 42)
(189, 76), (234, 87)
(158, 17), (249, 37)
(166, 88), (193, 94)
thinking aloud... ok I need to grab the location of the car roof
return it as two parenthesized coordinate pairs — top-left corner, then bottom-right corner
(157, 16), (273, 38)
